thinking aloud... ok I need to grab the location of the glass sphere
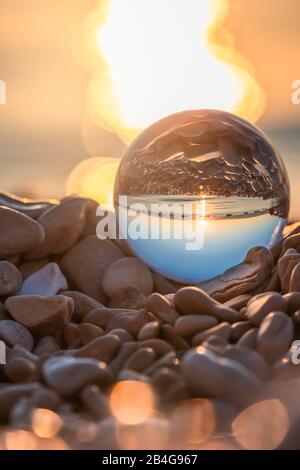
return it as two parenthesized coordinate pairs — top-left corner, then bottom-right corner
(114, 110), (289, 283)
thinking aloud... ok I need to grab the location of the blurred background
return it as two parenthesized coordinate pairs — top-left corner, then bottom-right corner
(0, 0), (299, 218)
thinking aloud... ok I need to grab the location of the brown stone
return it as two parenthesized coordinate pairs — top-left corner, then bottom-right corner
(102, 257), (153, 298)
(0, 206), (45, 258)
(5, 295), (74, 335)
(0, 261), (22, 295)
(25, 197), (90, 259)
(60, 236), (124, 303)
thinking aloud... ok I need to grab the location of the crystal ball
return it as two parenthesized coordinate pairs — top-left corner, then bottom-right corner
(114, 110), (289, 283)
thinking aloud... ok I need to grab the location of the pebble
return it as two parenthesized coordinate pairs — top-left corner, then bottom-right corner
(123, 347), (156, 372)
(107, 328), (134, 343)
(60, 236), (124, 303)
(84, 307), (137, 329)
(257, 311), (294, 361)
(0, 261), (23, 295)
(223, 294), (252, 311)
(42, 356), (111, 397)
(138, 339), (174, 357)
(4, 357), (36, 383)
(25, 197), (89, 259)
(174, 286), (241, 323)
(245, 292), (286, 325)
(222, 345), (270, 381)
(281, 232), (300, 255)
(278, 251), (300, 293)
(283, 292), (300, 314)
(107, 309), (149, 336)
(147, 293), (179, 325)
(30, 387), (61, 411)
(230, 321), (253, 342)
(73, 334), (121, 363)
(109, 286), (146, 309)
(174, 314), (218, 337)
(17, 263), (67, 296)
(80, 385), (110, 420)
(77, 323), (104, 344)
(102, 257), (153, 298)
(0, 383), (41, 420)
(191, 322), (231, 346)
(289, 262), (300, 292)
(0, 206), (45, 258)
(0, 320), (34, 351)
(18, 258), (49, 279)
(237, 328), (258, 350)
(5, 295), (74, 336)
(33, 336), (60, 356)
(62, 290), (103, 322)
(137, 321), (160, 340)
(161, 324), (190, 350)
(181, 347), (262, 408)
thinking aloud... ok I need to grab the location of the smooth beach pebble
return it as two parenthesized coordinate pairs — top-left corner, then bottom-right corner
(18, 258), (49, 279)
(80, 385), (110, 421)
(223, 294), (252, 311)
(77, 323), (104, 345)
(123, 347), (156, 372)
(257, 311), (294, 361)
(230, 321), (253, 342)
(4, 357), (36, 383)
(138, 339), (174, 357)
(289, 262), (300, 292)
(137, 321), (160, 341)
(0, 383), (41, 421)
(84, 308), (135, 329)
(222, 345), (270, 381)
(73, 335), (121, 363)
(106, 309), (149, 336)
(42, 356), (111, 397)
(161, 324), (190, 350)
(278, 252), (300, 293)
(191, 322), (231, 347)
(174, 286), (240, 323)
(5, 295), (74, 335)
(102, 257), (154, 298)
(25, 197), (89, 259)
(245, 292), (286, 325)
(17, 263), (68, 296)
(283, 292), (300, 314)
(108, 286), (146, 309)
(107, 328), (134, 343)
(60, 236), (124, 303)
(175, 314), (218, 337)
(0, 320), (34, 351)
(0, 261), (22, 295)
(62, 291), (103, 322)
(181, 347), (262, 408)
(33, 336), (60, 356)
(30, 386), (61, 411)
(0, 206), (45, 258)
(147, 293), (179, 325)
(237, 328), (258, 350)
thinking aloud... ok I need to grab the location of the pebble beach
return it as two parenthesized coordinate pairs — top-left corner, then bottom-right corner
(0, 192), (299, 449)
